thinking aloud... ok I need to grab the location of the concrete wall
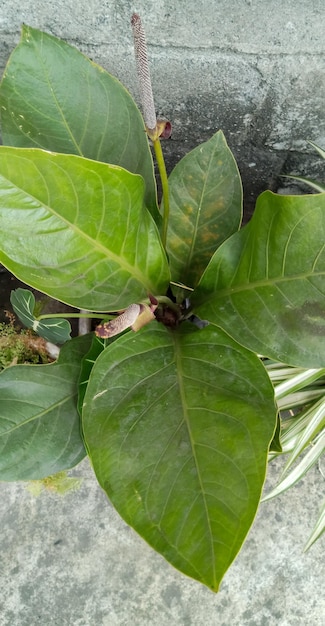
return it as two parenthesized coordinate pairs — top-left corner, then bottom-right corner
(1, 1), (325, 218)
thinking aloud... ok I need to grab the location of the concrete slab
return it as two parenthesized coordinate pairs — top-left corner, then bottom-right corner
(0, 458), (324, 625)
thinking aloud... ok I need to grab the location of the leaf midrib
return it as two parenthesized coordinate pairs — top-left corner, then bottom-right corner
(184, 148), (217, 275)
(195, 270), (325, 308)
(35, 30), (83, 155)
(0, 391), (75, 436)
(172, 331), (217, 586)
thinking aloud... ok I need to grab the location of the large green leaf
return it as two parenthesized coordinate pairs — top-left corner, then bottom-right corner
(0, 334), (92, 480)
(0, 25), (159, 220)
(165, 130), (242, 288)
(192, 191), (325, 368)
(0, 148), (170, 311)
(82, 322), (276, 591)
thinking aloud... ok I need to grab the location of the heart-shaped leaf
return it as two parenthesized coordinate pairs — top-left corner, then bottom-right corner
(10, 288), (71, 343)
(0, 25), (159, 220)
(165, 130), (242, 288)
(82, 323), (276, 590)
(0, 148), (170, 311)
(0, 334), (92, 480)
(192, 191), (325, 367)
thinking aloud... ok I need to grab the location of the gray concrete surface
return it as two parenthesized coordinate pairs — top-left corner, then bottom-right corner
(0, 457), (324, 626)
(0, 1), (325, 218)
(0, 2), (324, 624)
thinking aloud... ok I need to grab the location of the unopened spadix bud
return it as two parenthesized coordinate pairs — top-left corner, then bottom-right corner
(95, 303), (141, 338)
(131, 13), (157, 132)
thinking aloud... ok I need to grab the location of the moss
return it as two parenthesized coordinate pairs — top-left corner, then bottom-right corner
(26, 471), (82, 496)
(0, 314), (50, 370)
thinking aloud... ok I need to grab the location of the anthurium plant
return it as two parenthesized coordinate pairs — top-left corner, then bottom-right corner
(0, 20), (324, 592)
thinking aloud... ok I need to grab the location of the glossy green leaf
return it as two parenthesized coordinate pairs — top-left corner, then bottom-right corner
(10, 288), (71, 343)
(10, 288), (35, 327)
(0, 25), (159, 220)
(0, 334), (92, 480)
(82, 322), (276, 591)
(192, 191), (325, 367)
(0, 148), (170, 311)
(165, 130), (242, 288)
